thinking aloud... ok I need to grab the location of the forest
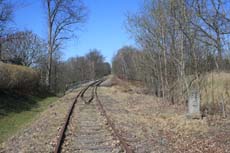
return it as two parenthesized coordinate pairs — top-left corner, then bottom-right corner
(0, 0), (229, 115)
(113, 0), (230, 116)
(0, 0), (111, 95)
(0, 0), (230, 152)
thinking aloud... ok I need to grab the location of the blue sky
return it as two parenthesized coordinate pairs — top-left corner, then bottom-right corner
(12, 0), (141, 62)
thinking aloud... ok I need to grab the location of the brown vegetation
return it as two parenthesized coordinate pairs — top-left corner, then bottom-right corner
(0, 62), (39, 90)
(113, 0), (230, 117)
(98, 78), (230, 152)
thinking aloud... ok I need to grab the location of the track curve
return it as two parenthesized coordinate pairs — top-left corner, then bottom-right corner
(54, 79), (134, 153)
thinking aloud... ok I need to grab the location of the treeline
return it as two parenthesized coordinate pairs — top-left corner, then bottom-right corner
(0, 0), (111, 93)
(0, 31), (110, 93)
(0, 0), (111, 94)
(113, 0), (230, 103)
(50, 49), (111, 93)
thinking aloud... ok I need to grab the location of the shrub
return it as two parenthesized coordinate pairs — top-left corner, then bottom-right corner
(0, 62), (40, 90)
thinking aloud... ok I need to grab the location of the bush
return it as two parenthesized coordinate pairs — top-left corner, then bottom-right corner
(0, 62), (40, 90)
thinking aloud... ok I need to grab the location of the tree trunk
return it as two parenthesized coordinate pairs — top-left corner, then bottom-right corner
(46, 49), (52, 89)
(162, 27), (168, 98)
(0, 43), (2, 61)
(216, 32), (222, 70)
(46, 0), (53, 90)
(54, 61), (57, 93)
(158, 53), (165, 98)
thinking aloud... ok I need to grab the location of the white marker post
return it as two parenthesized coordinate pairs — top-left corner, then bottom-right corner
(187, 89), (201, 119)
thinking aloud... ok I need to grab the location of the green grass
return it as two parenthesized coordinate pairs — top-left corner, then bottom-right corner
(0, 94), (58, 143)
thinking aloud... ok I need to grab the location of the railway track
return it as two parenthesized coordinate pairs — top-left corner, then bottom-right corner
(54, 80), (133, 153)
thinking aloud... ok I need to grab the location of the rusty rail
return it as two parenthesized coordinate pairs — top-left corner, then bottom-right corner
(94, 83), (134, 153)
(54, 80), (101, 153)
(54, 78), (133, 153)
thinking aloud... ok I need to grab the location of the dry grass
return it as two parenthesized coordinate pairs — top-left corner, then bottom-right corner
(100, 86), (208, 135)
(98, 77), (230, 152)
(201, 72), (230, 116)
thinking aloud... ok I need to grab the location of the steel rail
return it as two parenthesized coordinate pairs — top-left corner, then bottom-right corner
(94, 82), (134, 153)
(54, 78), (132, 153)
(54, 80), (101, 153)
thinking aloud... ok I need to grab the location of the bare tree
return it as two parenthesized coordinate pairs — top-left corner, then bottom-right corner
(125, 0), (208, 102)
(192, 0), (230, 69)
(0, 0), (13, 61)
(112, 46), (140, 80)
(2, 31), (46, 66)
(86, 49), (105, 79)
(44, 0), (87, 89)
(53, 49), (110, 93)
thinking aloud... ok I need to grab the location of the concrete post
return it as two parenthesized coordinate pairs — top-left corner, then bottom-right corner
(187, 89), (201, 119)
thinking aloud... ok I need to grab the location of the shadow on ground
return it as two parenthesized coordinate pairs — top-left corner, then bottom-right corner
(0, 90), (40, 117)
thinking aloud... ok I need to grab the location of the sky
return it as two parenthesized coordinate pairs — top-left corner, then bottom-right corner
(12, 0), (141, 63)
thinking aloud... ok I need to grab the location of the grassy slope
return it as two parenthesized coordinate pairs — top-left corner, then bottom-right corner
(0, 94), (57, 143)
